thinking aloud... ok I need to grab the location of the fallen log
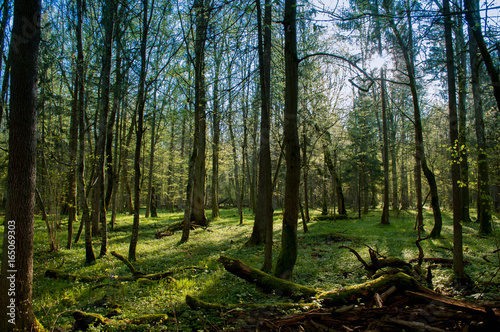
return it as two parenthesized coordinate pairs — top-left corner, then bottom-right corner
(110, 251), (144, 276)
(217, 256), (317, 298)
(45, 266), (202, 283)
(216, 256), (426, 307)
(406, 290), (500, 318)
(317, 272), (420, 307)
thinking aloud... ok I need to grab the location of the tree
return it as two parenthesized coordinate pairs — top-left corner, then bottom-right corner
(92, 0), (115, 257)
(129, 0), (150, 262)
(382, 0), (443, 237)
(443, 0), (465, 283)
(468, 16), (493, 235)
(182, 0), (211, 242)
(75, 0), (96, 264)
(463, 0), (500, 113)
(249, 0), (273, 250)
(274, 0), (300, 280)
(0, 0), (44, 330)
(190, 0), (211, 227)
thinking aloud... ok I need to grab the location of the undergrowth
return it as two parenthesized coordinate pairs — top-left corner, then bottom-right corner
(1, 208), (499, 331)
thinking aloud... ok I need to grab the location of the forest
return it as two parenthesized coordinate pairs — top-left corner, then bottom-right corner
(0, 0), (499, 330)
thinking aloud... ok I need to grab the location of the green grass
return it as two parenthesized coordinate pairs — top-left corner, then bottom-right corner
(3, 207), (500, 331)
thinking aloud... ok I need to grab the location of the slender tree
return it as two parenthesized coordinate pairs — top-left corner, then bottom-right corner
(274, 0), (300, 280)
(464, 0), (500, 112)
(443, 0), (465, 283)
(469, 20), (493, 235)
(382, 0), (443, 237)
(129, 0), (150, 261)
(93, 0), (115, 257)
(0, 0), (43, 330)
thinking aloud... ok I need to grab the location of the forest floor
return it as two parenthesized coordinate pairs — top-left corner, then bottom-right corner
(2, 207), (499, 331)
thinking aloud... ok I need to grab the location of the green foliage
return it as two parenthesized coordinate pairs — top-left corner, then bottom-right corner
(1, 208), (498, 330)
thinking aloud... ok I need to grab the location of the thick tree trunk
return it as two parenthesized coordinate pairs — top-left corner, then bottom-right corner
(190, 0), (210, 227)
(0, 0), (43, 330)
(0, 0), (10, 126)
(254, 0), (274, 272)
(469, 23), (493, 235)
(274, 0), (300, 280)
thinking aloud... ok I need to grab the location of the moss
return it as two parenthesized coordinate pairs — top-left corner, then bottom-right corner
(318, 272), (417, 306)
(128, 314), (168, 325)
(218, 256), (316, 299)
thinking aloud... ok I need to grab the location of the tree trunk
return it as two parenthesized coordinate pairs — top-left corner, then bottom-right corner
(190, 0), (210, 227)
(380, 68), (390, 225)
(383, 1), (442, 237)
(0, 1), (43, 330)
(324, 147), (346, 215)
(274, 0), (300, 280)
(129, 0), (149, 261)
(145, 106), (157, 218)
(443, 0), (465, 282)
(254, 0), (274, 272)
(66, 65), (78, 250)
(0, 0), (10, 127)
(469, 22), (493, 235)
(463, 0), (500, 112)
(455, 3), (471, 224)
(211, 42), (221, 220)
(93, 0), (115, 257)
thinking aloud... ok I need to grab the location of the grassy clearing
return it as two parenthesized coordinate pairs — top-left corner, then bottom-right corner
(2, 208), (499, 331)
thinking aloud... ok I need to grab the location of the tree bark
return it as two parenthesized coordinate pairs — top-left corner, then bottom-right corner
(211, 42), (221, 220)
(382, 0), (442, 237)
(324, 146), (347, 215)
(190, 0), (211, 227)
(0, 0), (10, 127)
(66, 60), (78, 250)
(129, 0), (149, 261)
(0, 0), (43, 330)
(443, 0), (466, 282)
(253, 0), (274, 272)
(455, 3), (471, 224)
(463, 0), (500, 113)
(469, 22), (493, 235)
(93, 0), (115, 257)
(274, 0), (300, 280)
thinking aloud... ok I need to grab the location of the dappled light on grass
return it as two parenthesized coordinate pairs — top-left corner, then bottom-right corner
(7, 208), (498, 330)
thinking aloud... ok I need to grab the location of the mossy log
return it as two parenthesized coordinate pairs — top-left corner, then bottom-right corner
(185, 294), (319, 311)
(214, 256), (429, 309)
(317, 272), (420, 307)
(217, 256), (317, 298)
(128, 314), (168, 325)
(45, 266), (200, 283)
